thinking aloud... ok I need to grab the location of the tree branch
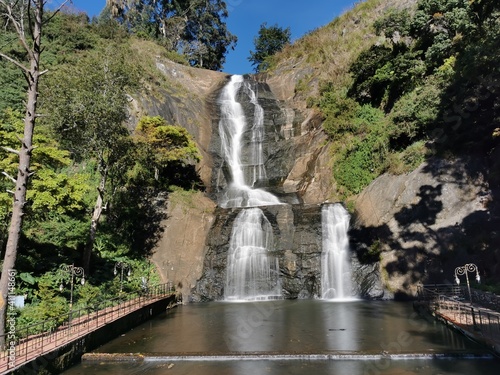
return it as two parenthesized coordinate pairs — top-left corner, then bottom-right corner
(0, 52), (29, 73)
(44, 0), (72, 24)
(1, 171), (17, 184)
(0, 146), (19, 155)
(0, 0), (33, 58)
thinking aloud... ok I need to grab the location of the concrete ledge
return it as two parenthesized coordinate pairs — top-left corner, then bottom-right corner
(82, 350), (495, 362)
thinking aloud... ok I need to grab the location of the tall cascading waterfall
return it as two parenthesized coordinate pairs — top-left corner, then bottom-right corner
(219, 75), (282, 301)
(218, 75), (281, 208)
(321, 203), (354, 300)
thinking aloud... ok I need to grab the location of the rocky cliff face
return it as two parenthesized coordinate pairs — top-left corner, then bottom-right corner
(142, 60), (339, 300)
(190, 203), (384, 301)
(351, 156), (499, 298)
(146, 52), (498, 302)
(191, 204), (322, 301)
(207, 75), (333, 205)
(128, 58), (228, 188)
(189, 74), (349, 301)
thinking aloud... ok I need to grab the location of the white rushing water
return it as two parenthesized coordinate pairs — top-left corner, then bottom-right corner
(321, 203), (354, 300)
(225, 208), (281, 301)
(218, 75), (281, 208)
(219, 75), (282, 301)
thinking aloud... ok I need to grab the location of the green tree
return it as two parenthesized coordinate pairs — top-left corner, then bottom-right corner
(181, 0), (236, 70)
(249, 23), (291, 73)
(0, 0), (73, 350)
(410, 0), (476, 70)
(469, 0), (500, 25)
(1, 110), (95, 279)
(1, 109), (93, 217)
(106, 0), (236, 70)
(41, 45), (138, 273)
(373, 8), (411, 41)
(133, 115), (201, 185)
(41, 11), (98, 66)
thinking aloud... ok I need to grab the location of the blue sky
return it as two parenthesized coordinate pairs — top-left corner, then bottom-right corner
(65, 0), (358, 74)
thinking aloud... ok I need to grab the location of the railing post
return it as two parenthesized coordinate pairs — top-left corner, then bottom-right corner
(471, 306), (477, 330)
(487, 313), (491, 335)
(25, 325), (28, 363)
(42, 320), (45, 354)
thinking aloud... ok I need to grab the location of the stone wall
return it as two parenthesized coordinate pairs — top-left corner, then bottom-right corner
(190, 203), (387, 301)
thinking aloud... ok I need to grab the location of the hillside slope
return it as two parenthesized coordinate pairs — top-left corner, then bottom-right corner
(121, 0), (499, 296)
(256, 0), (499, 294)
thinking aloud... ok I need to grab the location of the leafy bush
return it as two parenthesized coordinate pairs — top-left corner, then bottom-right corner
(319, 86), (361, 138)
(359, 239), (383, 263)
(333, 124), (389, 196)
(317, 0), (499, 198)
(373, 8), (411, 38)
(16, 272), (69, 332)
(387, 141), (429, 175)
(388, 78), (443, 149)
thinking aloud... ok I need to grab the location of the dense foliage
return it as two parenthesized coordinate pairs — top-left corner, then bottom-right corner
(1, 0), (499, 328)
(0, 8), (200, 325)
(317, 0), (500, 197)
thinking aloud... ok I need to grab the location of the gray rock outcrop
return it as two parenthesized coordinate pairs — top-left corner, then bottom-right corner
(351, 157), (496, 298)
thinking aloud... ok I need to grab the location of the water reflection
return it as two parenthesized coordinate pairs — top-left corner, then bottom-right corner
(63, 300), (499, 375)
(223, 300), (283, 352)
(320, 300), (359, 351)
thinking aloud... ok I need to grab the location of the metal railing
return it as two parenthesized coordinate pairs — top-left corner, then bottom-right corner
(417, 284), (500, 345)
(0, 283), (175, 373)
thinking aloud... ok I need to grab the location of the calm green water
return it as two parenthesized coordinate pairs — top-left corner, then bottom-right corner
(63, 300), (500, 374)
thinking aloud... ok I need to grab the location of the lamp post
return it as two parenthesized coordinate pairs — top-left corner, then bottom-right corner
(59, 264), (85, 310)
(454, 263), (480, 306)
(114, 262), (131, 293)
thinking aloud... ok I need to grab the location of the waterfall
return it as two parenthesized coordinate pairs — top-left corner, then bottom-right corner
(218, 75), (281, 208)
(225, 208), (281, 301)
(321, 203), (354, 300)
(219, 75), (282, 301)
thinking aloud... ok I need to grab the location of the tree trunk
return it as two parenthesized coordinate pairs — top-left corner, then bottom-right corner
(0, 0), (43, 351)
(83, 167), (108, 273)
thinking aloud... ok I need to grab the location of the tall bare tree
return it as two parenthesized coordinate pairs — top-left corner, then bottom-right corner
(0, 0), (69, 349)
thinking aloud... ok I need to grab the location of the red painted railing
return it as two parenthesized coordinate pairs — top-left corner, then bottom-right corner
(417, 284), (500, 347)
(0, 283), (175, 374)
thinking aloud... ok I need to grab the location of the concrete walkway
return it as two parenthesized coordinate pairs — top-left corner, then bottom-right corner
(415, 285), (500, 356)
(0, 290), (176, 374)
(433, 304), (500, 355)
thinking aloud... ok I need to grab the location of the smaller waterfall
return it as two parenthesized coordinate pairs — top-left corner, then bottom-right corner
(225, 208), (282, 301)
(321, 203), (354, 300)
(247, 80), (267, 187)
